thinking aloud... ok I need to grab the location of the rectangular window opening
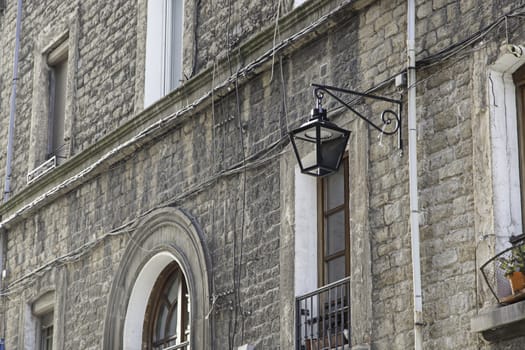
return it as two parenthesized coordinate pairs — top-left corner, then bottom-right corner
(144, 0), (184, 107)
(317, 155), (350, 287)
(47, 41), (69, 163)
(39, 312), (54, 350)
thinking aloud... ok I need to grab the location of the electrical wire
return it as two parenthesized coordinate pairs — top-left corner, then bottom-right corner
(270, 0), (282, 83)
(233, 69), (248, 345)
(0, 0), (359, 232)
(417, 6), (525, 68)
(5, 1), (525, 342)
(0, 0), (379, 300)
(191, 0), (201, 77)
(226, 0), (233, 77)
(327, 6), (525, 120)
(0, 133), (287, 297)
(279, 55), (290, 135)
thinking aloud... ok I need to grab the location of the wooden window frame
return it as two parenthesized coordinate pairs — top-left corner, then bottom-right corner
(514, 65), (525, 226)
(143, 261), (189, 350)
(317, 154), (350, 287)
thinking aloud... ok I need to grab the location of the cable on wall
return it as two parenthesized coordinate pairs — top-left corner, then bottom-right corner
(190, 0), (201, 77)
(1, 0), (381, 233)
(5, 1), (525, 342)
(7, 0), (522, 292)
(270, 0), (282, 83)
(417, 6), (525, 68)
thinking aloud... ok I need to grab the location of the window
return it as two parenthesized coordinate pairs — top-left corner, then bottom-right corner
(108, 209), (211, 349)
(144, 0), (184, 107)
(47, 40), (68, 162)
(514, 65), (525, 229)
(28, 28), (76, 181)
(486, 63), (524, 253)
(143, 261), (190, 350)
(317, 155), (350, 286)
(472, 56), (525, 342)
(39, 312), (54, 350)
(294, 157), (351, 348)
(29, 291), (55, 350)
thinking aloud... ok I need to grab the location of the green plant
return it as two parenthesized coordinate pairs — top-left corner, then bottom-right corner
(499, 245), (525, 276)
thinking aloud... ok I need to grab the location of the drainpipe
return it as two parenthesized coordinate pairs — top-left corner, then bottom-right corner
(3, 0), (23, 203)
(407, 0), (424, 349)
(1, 0), (23, 342)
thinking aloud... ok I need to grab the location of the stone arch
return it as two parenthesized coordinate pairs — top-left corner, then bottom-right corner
(103, 207), (212, 349)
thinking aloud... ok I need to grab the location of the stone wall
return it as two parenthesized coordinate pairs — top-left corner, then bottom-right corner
(2, 0), (525, 349)
(0, 0), (282, 196)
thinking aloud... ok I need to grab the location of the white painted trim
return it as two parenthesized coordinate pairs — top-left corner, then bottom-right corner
(144, 0), (165, 107)
(144, 0), (184, 107)
(32, 291), (55, 316)
(123, 252), (189, 350)
(488, 50), (525, 252)
(294, 166), (318, 297)
(293, 0), (307, 7)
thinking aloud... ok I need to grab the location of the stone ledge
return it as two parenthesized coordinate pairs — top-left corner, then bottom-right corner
(471, 301), (525, 342)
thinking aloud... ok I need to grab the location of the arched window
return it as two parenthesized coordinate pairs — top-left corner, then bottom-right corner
(103, 208), (211, 350)
(143, 262), (189, 349)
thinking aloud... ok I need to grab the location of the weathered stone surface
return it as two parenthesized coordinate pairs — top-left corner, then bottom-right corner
(1, 0), (525, 349)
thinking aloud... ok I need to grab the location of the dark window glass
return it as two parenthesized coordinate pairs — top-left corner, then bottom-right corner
(318, 155), (350, 286)
(144, 262), (190, 350)
(40, 312), (54, 350)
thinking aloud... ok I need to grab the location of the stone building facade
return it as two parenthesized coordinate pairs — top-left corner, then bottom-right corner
(0, 0), (525, 349)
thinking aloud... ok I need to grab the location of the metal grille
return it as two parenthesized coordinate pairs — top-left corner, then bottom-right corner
(480, 240), (525, 304)
(295, 277), (350, 350)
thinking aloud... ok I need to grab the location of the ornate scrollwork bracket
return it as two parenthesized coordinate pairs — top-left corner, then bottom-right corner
(312, 83), (403, 150)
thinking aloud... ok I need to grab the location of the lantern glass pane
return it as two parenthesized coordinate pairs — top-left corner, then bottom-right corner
(294, 139), (318, 169)
(290, 118), (350, 177)
(319, 136), (346, 170)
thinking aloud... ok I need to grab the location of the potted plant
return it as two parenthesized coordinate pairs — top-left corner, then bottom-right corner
(499, 244), (525, 295)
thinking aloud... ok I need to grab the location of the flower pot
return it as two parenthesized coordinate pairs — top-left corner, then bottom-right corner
(507, 271), (525, 294)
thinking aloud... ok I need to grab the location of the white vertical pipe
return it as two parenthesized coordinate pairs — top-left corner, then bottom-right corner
(3, 0), (23, 203)
(407, 0), (423, 349)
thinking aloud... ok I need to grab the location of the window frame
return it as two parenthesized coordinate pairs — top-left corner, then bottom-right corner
(143, 261), (190, 350)
(317, 154), (350, 287)
(30, 291), (56, 350)
(46, 41), (69, 161)
(29, 14), (79, 177)
(144, 0), (184, 107)
(514, 65), (525, 229)
(38, 312), (54, 350)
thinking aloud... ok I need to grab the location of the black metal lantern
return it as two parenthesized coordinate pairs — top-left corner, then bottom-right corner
(289, 93), (350, 177)
(289, 84), (403, 177)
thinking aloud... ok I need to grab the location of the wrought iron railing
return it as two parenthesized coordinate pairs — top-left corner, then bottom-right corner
(295, 277), (350, 350)
(153, 340), (189, 350)
(480, 239), (525, 304)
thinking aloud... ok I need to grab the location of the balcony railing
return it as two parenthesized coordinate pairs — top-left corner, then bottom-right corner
(295, 277), (350, 350)
(480, 239), (525, 304)
(152, 340), (189, 350)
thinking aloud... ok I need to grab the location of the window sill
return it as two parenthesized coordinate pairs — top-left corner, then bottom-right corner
(471, 300), (525, 342)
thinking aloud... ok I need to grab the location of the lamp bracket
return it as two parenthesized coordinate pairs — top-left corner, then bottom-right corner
(312, 83), (403, 150)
